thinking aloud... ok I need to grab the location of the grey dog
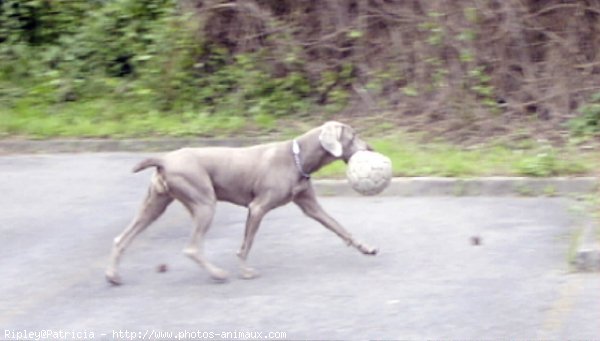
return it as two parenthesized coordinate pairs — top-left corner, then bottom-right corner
(106, 121), (378, 285)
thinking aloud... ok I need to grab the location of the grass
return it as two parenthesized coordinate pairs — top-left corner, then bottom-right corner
(0, 98), (253, 138)
(1, 98), (598, 178)
(314, 135), (598, 178)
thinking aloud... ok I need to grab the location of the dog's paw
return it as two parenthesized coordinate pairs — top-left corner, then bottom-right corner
(209, 268), (230, 282)
(357, 243), (378, 255)
(105, 271), (122, 286)
(240, 267), (260, 280)
(366, 247), (378, 255)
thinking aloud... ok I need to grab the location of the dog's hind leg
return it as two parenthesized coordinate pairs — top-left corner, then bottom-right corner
(182, 202), (229, 281)
(106, 183), (173, 285)
(169, 174), (227, 281)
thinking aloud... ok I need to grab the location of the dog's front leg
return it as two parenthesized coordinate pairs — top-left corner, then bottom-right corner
(293, 186), (378, 255)
(237, 199), (272, 279)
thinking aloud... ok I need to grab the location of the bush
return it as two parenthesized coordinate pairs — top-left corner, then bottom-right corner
(570, 93), (600, 137)
(0, 0), (320, 119)
(3, 0), (600, 142)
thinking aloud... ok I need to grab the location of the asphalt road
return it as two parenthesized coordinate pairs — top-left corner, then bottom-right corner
(1, 153), (599, 340)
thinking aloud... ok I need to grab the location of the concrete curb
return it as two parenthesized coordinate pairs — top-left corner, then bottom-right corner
(314, 177), (599, 197)
(2, 138), (598, 272)
(0, 138), (269, 154)
(1, 139), (598, 196)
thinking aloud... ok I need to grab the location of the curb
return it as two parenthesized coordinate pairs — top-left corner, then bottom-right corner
(2, 139), (596, 196)
(2, 138), (598, 272)
(0, 138), (269, 155)
(313, 177), (599, 197)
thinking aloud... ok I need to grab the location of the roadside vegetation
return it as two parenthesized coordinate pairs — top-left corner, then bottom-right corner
(315, 133), (598, 178)
(1, 0), (599, 177)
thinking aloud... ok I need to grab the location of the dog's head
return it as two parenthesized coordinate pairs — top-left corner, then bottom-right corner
(319, 121), (372, 162)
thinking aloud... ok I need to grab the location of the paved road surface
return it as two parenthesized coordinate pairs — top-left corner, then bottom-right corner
(1, 153), (599, 340)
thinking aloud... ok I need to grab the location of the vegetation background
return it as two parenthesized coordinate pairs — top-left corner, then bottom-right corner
(1, 0), (599, 176)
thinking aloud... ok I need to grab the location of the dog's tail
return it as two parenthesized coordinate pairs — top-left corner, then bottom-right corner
(132, 157), (164, 173)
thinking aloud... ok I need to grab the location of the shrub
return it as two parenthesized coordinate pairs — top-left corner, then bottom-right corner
(570, 93), (600, 137)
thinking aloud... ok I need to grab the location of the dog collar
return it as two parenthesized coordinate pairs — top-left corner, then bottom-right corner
(292, 139), (311, 179)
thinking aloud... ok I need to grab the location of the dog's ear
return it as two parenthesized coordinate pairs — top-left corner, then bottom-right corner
(319, 121), (344, 157)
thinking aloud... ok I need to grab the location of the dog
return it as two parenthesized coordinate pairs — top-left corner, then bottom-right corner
(106, 121), (377, 285)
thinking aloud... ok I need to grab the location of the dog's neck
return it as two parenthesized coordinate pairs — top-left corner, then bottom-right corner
(294, 129), (338, 176)
(292, 139), (311, 178)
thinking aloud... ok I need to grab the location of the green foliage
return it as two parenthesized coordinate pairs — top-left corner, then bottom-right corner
(466, 66), (498, 112)
(0, 97), (256, 138)
(0, 0), (598, 146)
(0, 0), (176, 96)
(570, 93), (600, 137)
(314, 135), (595, 179)
(192, 53), (313, 117)
(0, 0), (316, 119)
(515, 148), (559, 177)
(420, 12), (445, 46)
(515, 146), (588, 177)
(0, 0), (89, 45)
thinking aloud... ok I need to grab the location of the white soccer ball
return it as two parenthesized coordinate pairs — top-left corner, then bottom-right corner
(346, 151), (392, 196)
